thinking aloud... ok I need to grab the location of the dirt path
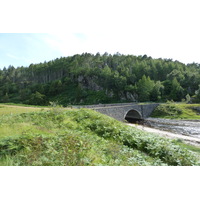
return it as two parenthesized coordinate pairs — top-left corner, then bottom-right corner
(127, 123), (200, 147)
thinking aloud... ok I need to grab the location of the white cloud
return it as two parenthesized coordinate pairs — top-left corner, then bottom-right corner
(6, 53), (35, 66)
(6, 53), (20, 60)
(39, 26), (200, 64)
(1, 0), (200, 64)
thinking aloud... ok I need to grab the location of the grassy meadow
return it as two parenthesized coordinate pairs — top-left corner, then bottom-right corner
(0, 104), (43, 115)
(151, 103), (200, 120)
(0, 104), (200, 166)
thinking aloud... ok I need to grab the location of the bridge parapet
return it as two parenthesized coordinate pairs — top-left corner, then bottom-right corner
(75, 102), (137, 109)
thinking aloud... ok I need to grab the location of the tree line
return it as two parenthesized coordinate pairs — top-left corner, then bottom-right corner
(1, 52), (200, 106)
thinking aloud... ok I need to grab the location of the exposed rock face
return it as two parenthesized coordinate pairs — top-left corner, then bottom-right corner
(195, 107), (200, 111)
(192, 107), (200, 114)
(77, 75), (84, 83)
(77, 75), (138, 102)
(88, 80), (103, 91)
(77, 75), (103, 91)
(106, 89), (114, 97)
(126, 92), (136, 101)
(119, 92), (126, 101)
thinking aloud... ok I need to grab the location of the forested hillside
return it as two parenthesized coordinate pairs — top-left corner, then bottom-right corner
(1, 53), (200, 106)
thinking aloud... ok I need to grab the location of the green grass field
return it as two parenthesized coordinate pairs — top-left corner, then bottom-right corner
(0, 104), (200, 166)
(0, 104), (46, 115)
(151, 103), (200, 119)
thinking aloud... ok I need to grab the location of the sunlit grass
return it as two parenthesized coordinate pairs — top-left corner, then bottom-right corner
(0, 105), (200, 166)
(0, 104), (51, 139)
(0, 105), (40, 115)
(0, 104), (49, 115)
(151, 103), (200, 119)
(0, 123), (53, 139)
(175, 103), (200, 119)
(1, 103), (49, 107)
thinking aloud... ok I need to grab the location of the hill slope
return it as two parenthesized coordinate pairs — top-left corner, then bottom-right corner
(1, 53), (200, 105)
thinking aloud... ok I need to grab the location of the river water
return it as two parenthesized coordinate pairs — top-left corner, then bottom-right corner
(145, 118), (200, 139)
(127, 118), (200, 146)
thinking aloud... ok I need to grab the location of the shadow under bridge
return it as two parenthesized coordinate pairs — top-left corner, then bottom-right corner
(124, 109), (143, 123)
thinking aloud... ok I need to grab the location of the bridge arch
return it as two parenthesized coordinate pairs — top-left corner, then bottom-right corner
(124, 109), (143, 123)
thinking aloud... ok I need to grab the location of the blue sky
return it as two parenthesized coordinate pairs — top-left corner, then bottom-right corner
(1, 0), (200, 69)
(0, 33), (63, 68)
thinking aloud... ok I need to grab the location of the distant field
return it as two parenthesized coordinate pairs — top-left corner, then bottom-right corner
(0, 104), (47, 139)
(151, 103), (200, 119)
(0, 104), (48, 115)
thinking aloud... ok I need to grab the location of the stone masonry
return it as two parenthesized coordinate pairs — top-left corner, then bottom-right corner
(75, 103), (159, 121)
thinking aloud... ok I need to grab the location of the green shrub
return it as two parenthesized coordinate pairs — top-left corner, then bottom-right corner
(151, 104), (182, 117)
(68, 109), (199, 166)
(0, 132), (91, 166)
(0, 108), (199, 166)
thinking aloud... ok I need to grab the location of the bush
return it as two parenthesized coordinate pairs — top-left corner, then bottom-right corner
(69, 109), (198, 166)
(0, 133), (91, 166)
(28, 91), (48, 106)
(151, 103), (182, 117)
(0, 108), (199, 166)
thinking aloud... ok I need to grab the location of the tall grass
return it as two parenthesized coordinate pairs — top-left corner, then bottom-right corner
(0, 104), (44, 115)
(0, 107), (199, 166)
(151, 103), (200, 119)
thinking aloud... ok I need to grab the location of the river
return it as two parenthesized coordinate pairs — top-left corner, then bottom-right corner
(127, 118), (200, 146)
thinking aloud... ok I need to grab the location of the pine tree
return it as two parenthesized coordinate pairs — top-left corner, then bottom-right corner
(137, 75), (155, 102)
(170, 78), (184, 101)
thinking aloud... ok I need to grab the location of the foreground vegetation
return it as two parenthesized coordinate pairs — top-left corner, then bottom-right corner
(151, 102), (200, 119)
(0, 105), (199, 166)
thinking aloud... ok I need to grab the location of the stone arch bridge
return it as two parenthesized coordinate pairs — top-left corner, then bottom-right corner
(76, 103), (159, 122)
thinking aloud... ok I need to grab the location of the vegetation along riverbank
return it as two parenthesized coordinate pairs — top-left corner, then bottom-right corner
(151, 102), (200, 119)
(0, 104), (199, 166)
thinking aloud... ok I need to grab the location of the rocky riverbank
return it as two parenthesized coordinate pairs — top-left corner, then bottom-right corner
(127, 118), (200, 146)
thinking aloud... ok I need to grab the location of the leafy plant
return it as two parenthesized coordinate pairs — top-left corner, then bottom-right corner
(151, 103), (182, 118)
(0, 107), (199, 166)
